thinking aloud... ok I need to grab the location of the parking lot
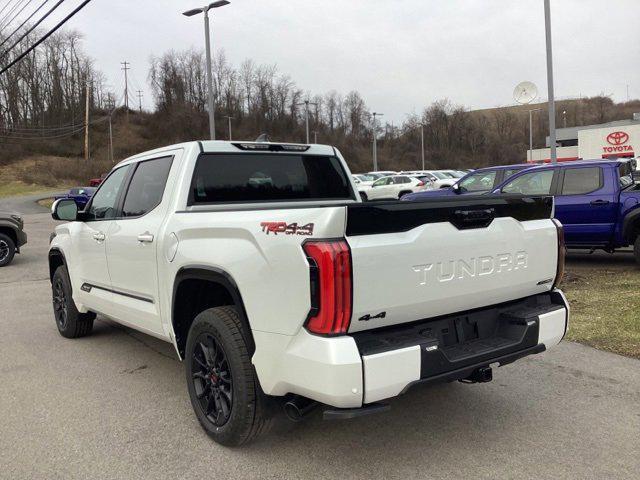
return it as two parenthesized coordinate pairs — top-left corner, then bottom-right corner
(1, 203), (639, 479)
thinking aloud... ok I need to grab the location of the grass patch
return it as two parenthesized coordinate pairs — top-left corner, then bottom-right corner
(0, 181), (58, 198)
(38, 197), (55, 209)
(563, 255), (640, 359)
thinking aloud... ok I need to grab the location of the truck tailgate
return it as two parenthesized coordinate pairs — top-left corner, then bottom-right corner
(346, 197), (558, 333)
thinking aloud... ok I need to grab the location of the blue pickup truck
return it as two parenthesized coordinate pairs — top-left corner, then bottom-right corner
(406, 159), (640, 263)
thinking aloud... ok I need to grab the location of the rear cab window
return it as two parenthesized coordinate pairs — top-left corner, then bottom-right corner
(189, 153), (355, 205)
(561, 167), (603, 195)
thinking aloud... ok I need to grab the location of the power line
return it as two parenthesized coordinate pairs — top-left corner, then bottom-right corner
(0, 0), (36, 33)
(0, 0), (49, 50)
(0, 115), (110, 140)
(0, 0), (25, 29)
(0, 1), (19, 20)
(0, 0), (93, 75)
(0, 0), (65, 61)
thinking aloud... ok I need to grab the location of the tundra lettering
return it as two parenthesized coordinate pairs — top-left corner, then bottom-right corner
(412, 251), (528, 285)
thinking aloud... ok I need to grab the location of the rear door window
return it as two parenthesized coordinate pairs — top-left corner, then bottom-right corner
(122, 156), (174, 217)
(190, 154), (353, 204)
(561, 167), (602, 195)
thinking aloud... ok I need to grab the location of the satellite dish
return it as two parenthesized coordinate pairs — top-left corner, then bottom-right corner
(514, 81), (538, 105)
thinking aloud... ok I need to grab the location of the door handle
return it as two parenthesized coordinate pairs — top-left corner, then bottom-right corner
(590, 200), (610, 206)
(92, 232), (105, 242)
(137, 232), (154, 243)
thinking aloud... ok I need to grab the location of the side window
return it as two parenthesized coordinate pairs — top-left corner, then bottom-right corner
(87, 166), (130, 220)
(122, 157), (173, 217)
(373, 178), (389, 187)
(460, 171), (497, 192)
(561, 167), (602, 195)
(503, 169), (522, 179)
(502, 170), (555, 195)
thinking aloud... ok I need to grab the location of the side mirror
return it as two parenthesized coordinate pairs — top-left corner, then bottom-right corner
(52, 199), (78, 222)
(452, 183), (461, 193)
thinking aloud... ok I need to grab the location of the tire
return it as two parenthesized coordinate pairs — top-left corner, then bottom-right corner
(52, 265), (95, 338)
(359, 192), (368, 202)
(185, 306), (274, 447)
(634, 236), (640, 266)
(398, 190), (411, 199)
(0, 233), (16, 267)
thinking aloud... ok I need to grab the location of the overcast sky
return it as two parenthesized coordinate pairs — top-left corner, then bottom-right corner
(29, 0), (640, 122)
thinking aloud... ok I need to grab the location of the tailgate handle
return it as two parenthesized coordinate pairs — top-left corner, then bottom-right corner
(452, 208), (496, 229)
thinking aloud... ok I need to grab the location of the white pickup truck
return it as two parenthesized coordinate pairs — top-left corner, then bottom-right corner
(49, 141), (569, 446)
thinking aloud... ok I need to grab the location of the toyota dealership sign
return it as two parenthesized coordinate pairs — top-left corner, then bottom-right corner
(579, 124), (638, 160)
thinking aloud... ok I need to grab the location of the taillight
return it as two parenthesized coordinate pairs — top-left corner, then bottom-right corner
(303, 240), (352, 335)
(552, 219), (565, 289)
(417, 181), (425, 187)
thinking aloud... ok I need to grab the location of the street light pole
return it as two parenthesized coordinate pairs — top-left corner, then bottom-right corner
(296, 100), (318, 144)
(225, 115), (233, 140)
(528, 108), (541, 162)
(420, 124), (425, 170)
(544, 0), (558, 164)
(183, 1), (230, 141)
(372, 112), (383, 172)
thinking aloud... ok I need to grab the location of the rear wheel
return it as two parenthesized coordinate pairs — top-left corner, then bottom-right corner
(185, 306), (274, 446)
(634, 236), (640, 266)
(359, 192), (368, 202)
(398, 190), (411, 199)
(0, 233), (16, 267)
(52, 265), (95, 338)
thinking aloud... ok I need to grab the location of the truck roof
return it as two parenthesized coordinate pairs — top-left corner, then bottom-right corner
(117, 140), (336, 168)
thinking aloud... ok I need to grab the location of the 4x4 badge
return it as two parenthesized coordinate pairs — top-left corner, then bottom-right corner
(358, 311), (386, 322)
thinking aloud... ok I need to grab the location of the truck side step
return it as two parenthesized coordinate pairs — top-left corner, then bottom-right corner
(323, 403), (390, 421)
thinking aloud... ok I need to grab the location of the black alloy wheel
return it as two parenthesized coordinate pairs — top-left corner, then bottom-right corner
(52, 276), (68, 330)
(191, 333), (234, 427)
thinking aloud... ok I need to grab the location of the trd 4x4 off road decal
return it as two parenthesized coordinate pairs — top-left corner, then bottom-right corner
(260, 222), (315, 236)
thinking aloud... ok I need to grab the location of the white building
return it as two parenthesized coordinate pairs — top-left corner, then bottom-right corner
(528, 116), (640, 163)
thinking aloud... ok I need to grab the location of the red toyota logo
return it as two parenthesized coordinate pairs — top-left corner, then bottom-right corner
(607, 131), (629, 146)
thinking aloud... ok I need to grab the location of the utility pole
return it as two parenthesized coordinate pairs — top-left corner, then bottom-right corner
(108, 115), (114, 164)
(84, 81), (90, 161)
(121, 61), (130, 121)
(420, 124), (425, 170)
(137, 90), (143, 112)
(296, 100), (318, 144)
(372, 112), (383, 172)
(313, 131), (318, 144)
(224, 115), (233, 140)
(544, 0), (557, 164)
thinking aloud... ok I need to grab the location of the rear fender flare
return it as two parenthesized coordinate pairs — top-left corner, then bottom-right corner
(622, 206), (640, 243)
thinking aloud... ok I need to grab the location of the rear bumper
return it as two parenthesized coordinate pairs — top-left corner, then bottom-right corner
(252, 290), (569, 409)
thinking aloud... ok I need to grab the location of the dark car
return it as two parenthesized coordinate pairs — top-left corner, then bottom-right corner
(55, 187), (97, 210)
(403, 164), (533, 200)
(0, 211), (27, 267)
(491, 159), (640, 263)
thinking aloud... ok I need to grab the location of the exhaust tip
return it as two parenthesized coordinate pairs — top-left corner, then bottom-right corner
(283, 396), (317, 422)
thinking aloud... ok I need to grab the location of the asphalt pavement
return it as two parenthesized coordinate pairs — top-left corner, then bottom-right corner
(0, 191), (63, 215)
(0, 202), (638, 480)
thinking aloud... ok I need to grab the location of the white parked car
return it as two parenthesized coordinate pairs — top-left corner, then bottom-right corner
(48, 140), (569, 446)
(363, 175), (431, 201)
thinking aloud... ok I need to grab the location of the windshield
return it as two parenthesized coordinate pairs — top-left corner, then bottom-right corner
(356, 174), (377, 182)
(431, 172), (450, 180)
